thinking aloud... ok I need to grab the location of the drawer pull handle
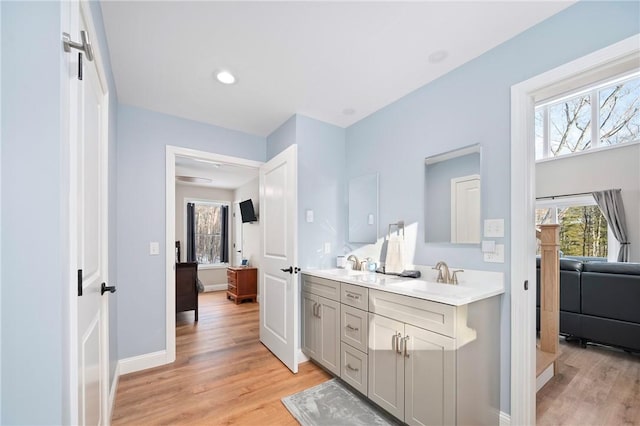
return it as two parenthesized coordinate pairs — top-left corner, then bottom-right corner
(396, 333), (403, 354)
(346, 324), (359, 332)
(346, 293), (360, 300)
(346, 364), (359, 372)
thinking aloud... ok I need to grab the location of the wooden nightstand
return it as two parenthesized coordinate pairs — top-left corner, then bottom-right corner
(226, 267), (257, 304)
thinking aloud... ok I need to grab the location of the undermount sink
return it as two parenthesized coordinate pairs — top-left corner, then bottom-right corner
(317, 268), (370, 277)
(384, 280), (473, 298)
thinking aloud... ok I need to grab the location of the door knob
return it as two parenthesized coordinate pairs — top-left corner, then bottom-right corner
(101, 283), (116, 295)
(280, 266), (293, 274)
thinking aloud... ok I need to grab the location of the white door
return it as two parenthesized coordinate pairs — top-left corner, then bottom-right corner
(450, 174), (481, 243)
(70, 5), (110, 425)
(259, 144), (298, 373)
(233, 202), (243, 266)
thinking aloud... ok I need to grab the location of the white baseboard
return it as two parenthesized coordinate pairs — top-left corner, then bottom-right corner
(118, 350), (169, 375)
(499, 411), (511, 426)
(297, 349), (309, 364)
(204, 283), (227, 292)
(108, 362), (120, 420)
(537, 363), (554, 392)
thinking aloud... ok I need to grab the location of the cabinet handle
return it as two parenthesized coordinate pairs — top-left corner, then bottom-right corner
(403, 335), (410, 358)
(346, 293), (360, 300)
(346, 324), (359, 332)
(346, 363), (359, 372)
(312, 302), (318, 318)
(396, 333), (403, 354)
(391, 334), (397, 352)
(316, 303), (321, 319)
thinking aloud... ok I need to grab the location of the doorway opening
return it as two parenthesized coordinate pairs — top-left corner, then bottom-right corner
(510, 35), (639, 425)
(165, 146), (263, 363)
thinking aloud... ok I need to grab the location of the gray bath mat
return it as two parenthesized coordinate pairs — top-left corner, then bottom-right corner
(281, 378), (399, 426)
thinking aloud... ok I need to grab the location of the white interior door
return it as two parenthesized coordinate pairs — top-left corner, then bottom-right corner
(233, 202), (243, 266)
(259, 145), (298, 373)
(450, 174), (481, 243)
(72, 6), (110, 425)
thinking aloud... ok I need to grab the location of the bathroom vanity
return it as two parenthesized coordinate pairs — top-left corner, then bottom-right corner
(301, 269), (503, 426)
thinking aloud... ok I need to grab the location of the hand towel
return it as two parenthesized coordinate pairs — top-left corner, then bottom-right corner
(384, 235), (404, 274)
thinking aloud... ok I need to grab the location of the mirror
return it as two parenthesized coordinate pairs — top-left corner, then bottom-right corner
(348, 173), (379, 243)
(425, 144), (481, 244)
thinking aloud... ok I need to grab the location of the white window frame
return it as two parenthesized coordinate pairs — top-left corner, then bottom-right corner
(184, 198), (231, 269)
(535, 70), (640, 162)
(535, 195), (613, 259)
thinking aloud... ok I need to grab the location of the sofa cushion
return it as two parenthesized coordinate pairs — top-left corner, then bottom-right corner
(535, 258), (582, 313)
(582, 263), (640, 323)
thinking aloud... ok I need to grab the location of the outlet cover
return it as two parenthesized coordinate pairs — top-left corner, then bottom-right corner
(484, 244), (504, 263)
(149, 241), (160, 255)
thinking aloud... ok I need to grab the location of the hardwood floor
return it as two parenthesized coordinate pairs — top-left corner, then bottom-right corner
(112, 291), (331, 425)
(537, 338), (640, 425)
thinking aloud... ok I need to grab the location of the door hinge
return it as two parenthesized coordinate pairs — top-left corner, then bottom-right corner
(524, 280), (529, 291)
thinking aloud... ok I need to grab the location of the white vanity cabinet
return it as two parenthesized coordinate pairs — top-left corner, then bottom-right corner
(301, 276), (341, 376)
(301, 273), (501, 426)
(368, 313), (455, 425)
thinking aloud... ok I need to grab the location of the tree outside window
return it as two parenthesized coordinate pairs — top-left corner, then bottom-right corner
(535, 75), (640, 160)
(194, 202), (223, 265)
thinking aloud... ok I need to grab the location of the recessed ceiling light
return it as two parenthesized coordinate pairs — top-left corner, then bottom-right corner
(428, 50), (448, 64)
(176, 176), (212, 184)
(342, 108), (356, 116)
(215, 70), (236, 85)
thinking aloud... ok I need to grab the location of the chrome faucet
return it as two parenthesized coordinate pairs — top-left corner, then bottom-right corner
(346, 255), (360, 270)
(433, 261), (464, 285)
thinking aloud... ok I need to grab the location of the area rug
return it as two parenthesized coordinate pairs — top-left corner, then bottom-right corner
(281, 379), (399, 426)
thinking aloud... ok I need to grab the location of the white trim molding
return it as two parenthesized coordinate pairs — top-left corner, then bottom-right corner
(510, 34), (640, 425)
(204, 283), (227, 292)
(118, 350), (169, 375)
(108, 362), (121, 421)
(499, 411), (511, 426)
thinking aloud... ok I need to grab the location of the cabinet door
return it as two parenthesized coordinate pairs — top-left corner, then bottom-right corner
(368, 313), (404, 420)
(404, 324), (456, 426)
(301, 292), (318, 359)
(317, 296), (341, 376)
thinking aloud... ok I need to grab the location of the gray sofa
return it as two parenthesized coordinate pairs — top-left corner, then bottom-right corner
(536, 257), (640, 353)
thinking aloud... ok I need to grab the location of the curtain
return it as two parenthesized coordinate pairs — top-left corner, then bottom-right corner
(186, 202), (196, 262)
(592, 189), (629, 262)
(220, 205), (229, 263)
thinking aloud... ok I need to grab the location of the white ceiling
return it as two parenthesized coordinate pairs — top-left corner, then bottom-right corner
(175, 156), (258, 189)
(101, 1), (575, 137)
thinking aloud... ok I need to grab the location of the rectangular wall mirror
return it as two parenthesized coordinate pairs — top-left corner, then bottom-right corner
(425, 144), (481, 244)
(348, 173), (379, 244)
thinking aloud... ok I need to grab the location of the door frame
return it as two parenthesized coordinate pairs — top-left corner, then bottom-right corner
(64, 0), (112, 423)
(509, 34), (639, 425)
(165, 146), (263, 362)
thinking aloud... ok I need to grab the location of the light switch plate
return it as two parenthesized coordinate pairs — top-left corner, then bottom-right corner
(324, 242), (331, 254)
(484, 244), (505, 263)
(150, 241), (160, 255)
(306, 209), (314, 223)
(484, 219), (505, 238)
(482, 240), (496, 253)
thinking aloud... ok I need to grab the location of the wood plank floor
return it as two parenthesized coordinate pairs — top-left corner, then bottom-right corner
(111, 291), (331, 425)
(537, 338), (640, 425)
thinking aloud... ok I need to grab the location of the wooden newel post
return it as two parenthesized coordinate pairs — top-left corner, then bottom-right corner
(539, 224), (560, 370)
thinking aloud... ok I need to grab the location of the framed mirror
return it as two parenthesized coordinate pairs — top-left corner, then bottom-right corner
(425, 144), (481, 244)
(348, 173), (379, 243)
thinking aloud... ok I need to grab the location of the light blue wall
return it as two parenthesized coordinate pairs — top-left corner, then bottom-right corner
(1, 2), (64, 423)
(116, 105), (265, 359)
(345, 1), (640, 414)
(267, 115), (347, 269)
(89, 0), (120, 388)
(296, 116), (347, 269)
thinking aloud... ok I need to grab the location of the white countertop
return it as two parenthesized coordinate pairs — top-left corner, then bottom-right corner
(301, 268), (504, 306)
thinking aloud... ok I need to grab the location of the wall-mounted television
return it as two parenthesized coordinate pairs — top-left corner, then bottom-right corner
(239, 199), (258, 223)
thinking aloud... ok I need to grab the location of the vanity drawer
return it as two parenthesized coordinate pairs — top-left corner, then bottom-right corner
(341, 304), (368, 353)
(341, 282), (369, 310)
(301, 274), (340, 301)
(341, 342), (368, 396)
(369, 288), (456, 337)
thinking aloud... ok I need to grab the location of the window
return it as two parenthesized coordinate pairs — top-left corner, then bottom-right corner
(535, 74), (640, 160)
(186, 200), (229, 266)
(535, 196), (608, 259)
